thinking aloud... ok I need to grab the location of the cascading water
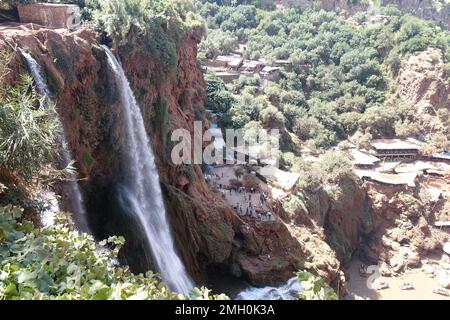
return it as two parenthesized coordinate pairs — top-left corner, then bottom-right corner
(102, 46), (194, 295)
(20, 49), (90, 233)
(236, 277), (302, 300)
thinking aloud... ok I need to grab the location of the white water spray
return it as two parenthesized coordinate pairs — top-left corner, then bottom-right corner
(102, 46), (194, 294)
(20, 49), (90, 233)
(236, 277), (301, 300)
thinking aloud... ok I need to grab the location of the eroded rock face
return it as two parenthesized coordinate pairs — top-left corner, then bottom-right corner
(360, 181), (449, 271)
(397, 47), (449, 110)
(383, 0), (450, 28)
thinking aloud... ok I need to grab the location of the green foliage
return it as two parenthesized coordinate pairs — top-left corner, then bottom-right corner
(92, 0), (202, 45)
(198, 3), (450, 149)
(0, 75), (60, 180)
(199, 28), (238, 58)
(292, 152), (356, 191)
(204, 72), (236, 113)
(0, 205), (228, 300)
(296, 271), (337, 300)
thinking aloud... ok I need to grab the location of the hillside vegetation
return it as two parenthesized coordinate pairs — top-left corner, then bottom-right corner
(199, 1), (450, 153)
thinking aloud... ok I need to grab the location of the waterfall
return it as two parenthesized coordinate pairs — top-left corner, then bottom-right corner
(236, 277), (302, 300)
(102, 46), (194, 295)
(20, 49), (90, 233)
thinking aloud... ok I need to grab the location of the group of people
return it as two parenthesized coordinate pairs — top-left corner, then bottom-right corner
(212, 168), (274, 222)
(234, 202), (273, 221)
(259, 192), (268, 207)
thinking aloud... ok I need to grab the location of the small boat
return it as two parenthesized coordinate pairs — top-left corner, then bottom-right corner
(375, 281), (389, 290)
(400, 282), (414, 290)
(433, 288), (449, 296)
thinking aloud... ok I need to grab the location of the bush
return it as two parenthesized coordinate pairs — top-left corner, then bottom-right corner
(0, 75), (60, 180)
(297, 271), (337, 300)
(0, 205), (228, 300)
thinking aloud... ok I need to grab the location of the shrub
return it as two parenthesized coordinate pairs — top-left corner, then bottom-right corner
(297, 271), (337, 300)
(0, 75), (60, 180)
(0, 205), (228, 300)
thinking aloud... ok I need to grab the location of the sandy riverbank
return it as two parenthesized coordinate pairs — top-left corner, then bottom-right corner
(345, 258), (450, 300)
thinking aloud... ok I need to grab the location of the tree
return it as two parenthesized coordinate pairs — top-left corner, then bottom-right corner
(234, 167), (244, 179)
(260, 105), (285, 129)
(0, 75), (60, 180)
(204, 72), (236, 113)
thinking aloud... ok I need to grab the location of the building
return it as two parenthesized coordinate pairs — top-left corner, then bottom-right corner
(207, 55), (238, 68)
(227, 57), (244, 71)
(17, 3), (81, 29)
(260, 66), (280, 80)
(432, 152), (450, 163)
(274, 59), (292, 70)
(371, 139), (420, 158)
(348, 149), (380, 169)
(360, 172), (418, 188)
(241, 60), (265, 74)
(214, 71), (240, 83)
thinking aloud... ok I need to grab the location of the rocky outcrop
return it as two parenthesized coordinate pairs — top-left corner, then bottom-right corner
(383, 0), (450, 28)
(397, 47), (449, 110)
(395, 47), (450, 140)
(360, 181), (449, 275)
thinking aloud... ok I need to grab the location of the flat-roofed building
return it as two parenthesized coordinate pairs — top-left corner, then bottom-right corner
(432, 152), (450, 162)
(371, 139), (420, 158)
(207, 55), (238, 68)
(17, 3), (81, 30)
(214, 71), (240, 83)
(261, 66), (280, 80)
(241, 60), (265, 74)
(360, 171), (417, 188)
(227, 57), (244, 71)
(274, 59), (292, 70)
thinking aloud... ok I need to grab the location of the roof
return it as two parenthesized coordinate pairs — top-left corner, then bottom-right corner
(261, 66), (280, 73)
(435, 222), (450, 227)
(348, 149), (380, 166)
(371, 139), (420, 150)
(242, 60), (264, 68)
(274, 59), (291, 64)
(215, 55), (241, 63)
(361, 172), (417, 187)
(257, 166), (300, 190)
(228, 57), (244, 67)
(433, 152), (450, 160)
